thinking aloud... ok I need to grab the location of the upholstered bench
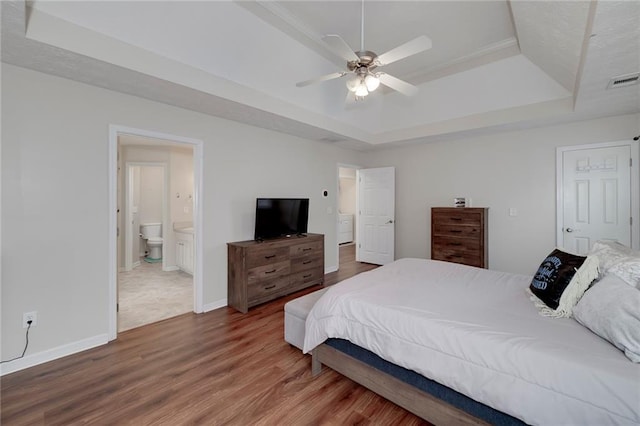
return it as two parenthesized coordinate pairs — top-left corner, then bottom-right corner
(284, 287), (329, 351)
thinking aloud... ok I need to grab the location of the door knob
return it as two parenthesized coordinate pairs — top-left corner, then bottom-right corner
(565, 228), (574, 233)
(386, 219), (394, 224)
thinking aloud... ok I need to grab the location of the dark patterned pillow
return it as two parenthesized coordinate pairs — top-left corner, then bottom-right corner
(527, 248), (599, 317)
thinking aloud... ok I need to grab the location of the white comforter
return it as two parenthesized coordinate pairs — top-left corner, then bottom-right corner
(304, 258), (640, 426)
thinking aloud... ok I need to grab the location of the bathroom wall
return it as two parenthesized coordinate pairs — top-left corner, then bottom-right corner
(338, 167), (356, 215)
(169, 146), (194, 225)
(138, 166), (163, 225)
(132, 166), (141, 261)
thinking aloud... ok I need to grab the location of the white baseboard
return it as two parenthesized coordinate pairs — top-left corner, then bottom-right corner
(163, 265), (179, 272)
(0, 333), (109, 376)
(203, 298), (227, 313)
(133, 260), (141, 268)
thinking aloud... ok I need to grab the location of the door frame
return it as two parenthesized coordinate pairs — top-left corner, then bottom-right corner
(556, 139), (640, 250)
(108, 125), (204, 341)
(124, 162), (169, 272)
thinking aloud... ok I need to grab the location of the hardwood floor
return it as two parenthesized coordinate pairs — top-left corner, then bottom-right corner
(1, 246), (428, 425)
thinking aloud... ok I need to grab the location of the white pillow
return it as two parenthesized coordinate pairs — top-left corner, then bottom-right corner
(589, 241), (640, 287)
(573, 274), (640, 362)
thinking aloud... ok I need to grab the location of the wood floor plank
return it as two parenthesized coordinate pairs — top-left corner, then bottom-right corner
(1, 246), (429, 425)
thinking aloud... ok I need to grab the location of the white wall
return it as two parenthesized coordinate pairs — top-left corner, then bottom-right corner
(364, 114), (640, 275)
(1, 64), (361, 370)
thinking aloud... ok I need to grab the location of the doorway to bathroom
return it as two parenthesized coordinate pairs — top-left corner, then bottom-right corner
(114, 131), (201, 334)
(337, 165), (358, 272)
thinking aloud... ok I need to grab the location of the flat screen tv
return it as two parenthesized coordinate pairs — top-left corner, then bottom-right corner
(254, 198), (309, 240)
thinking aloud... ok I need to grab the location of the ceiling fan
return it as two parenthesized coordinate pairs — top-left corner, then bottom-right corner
(296, 0), (432, 100)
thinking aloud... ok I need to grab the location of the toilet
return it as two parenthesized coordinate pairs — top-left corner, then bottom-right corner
(140, 223), (163, 261)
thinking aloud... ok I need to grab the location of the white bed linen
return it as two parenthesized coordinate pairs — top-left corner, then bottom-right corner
(304, 258), (640, 426)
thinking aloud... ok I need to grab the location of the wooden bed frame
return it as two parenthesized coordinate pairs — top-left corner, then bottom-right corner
(311, 343), (489, 426)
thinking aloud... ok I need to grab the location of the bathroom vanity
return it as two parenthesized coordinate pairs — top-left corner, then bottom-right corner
(174, 223), (194, 275)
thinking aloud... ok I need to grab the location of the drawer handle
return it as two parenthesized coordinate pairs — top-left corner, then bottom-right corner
(303, 260), (312, 265)
(449, 242), (462, 246)
(449, 230), (462, 233)
(264, 285), (276, 290)
(303, 274), (312, 278)
(302, 247), (312, 252)
(265, 269), (277, 274)
(451, 218), (463, 221)
(264, 254), (276, 259)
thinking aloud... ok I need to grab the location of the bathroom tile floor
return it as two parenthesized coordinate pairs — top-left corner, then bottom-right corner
(118, 259), (193, 332)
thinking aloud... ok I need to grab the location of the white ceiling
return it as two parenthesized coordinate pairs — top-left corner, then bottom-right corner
(2, 1), (639, 150)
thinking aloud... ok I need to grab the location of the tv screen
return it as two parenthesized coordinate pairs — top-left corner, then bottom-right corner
(254, 198), (309, 240)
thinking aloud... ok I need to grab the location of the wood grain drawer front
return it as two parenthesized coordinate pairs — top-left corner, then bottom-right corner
(432, 236), (480, 256)
(432, 251), (483, 268)
(290, 240), (323, 258)
(247, 261), (290, 284)
(247, 276), (291, 301)
(246, 246), (289, 269)
(291, 254), (323, 273)
(290, 268), (324, 287)
(432, 210), (481, 226)
(433, 223), (481, 238)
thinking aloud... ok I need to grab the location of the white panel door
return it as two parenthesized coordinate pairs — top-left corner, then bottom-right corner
(560, 145), (631, 254)
(357, 167), (395, 265)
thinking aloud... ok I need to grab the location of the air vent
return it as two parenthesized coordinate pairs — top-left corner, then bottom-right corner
(607, 72), (640, 89)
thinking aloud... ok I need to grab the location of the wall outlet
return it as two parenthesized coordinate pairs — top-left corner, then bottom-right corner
(23, 311), (37, 328)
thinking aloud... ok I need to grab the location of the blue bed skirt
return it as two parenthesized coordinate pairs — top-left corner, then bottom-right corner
(325, 338), (526, 425)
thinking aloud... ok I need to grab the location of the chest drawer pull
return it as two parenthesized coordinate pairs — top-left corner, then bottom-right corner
(264, 254), (276, 259)
(264, 284), (276, 290)
(451, 217), (462, 221)
(303, 274), (312, 278)
(302, 247), (312, 252)
(265, 269), (277, 274)
(449, 230), (462, 233)
(450, 242), (462, 246)
(303, 260), (312, 265)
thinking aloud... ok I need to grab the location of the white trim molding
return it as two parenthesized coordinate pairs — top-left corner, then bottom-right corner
(203, 299), (227, 313)
(0, 334), (109, 376)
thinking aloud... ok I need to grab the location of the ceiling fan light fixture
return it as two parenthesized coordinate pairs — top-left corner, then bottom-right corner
(355, 82), (369, 97)
(346, 75), (360, 92)
(365, 74), (380, 92)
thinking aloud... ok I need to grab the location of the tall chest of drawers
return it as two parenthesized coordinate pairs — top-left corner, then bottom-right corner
(227, 234), (324, 313)
(431, 208), (488, 268)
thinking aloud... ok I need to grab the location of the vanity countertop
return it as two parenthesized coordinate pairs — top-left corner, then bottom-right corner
(173, 221), (194, 234)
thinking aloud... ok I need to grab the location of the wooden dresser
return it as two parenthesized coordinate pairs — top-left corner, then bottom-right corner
(431, 208), (488, 268)
(227, 233), (324, 313)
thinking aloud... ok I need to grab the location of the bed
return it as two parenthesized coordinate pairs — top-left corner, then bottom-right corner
(303, 258), (640, 426)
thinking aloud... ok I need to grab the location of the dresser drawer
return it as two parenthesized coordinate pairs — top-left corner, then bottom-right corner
(433, 223), (482, 238)
(290, 267), (324, 287)
(433, 236), (481, 253)
(432, 251), (483, 268)
(432, 210), (482, 226)
(247, 261), (290, 284)
(291, 254), (323, 273)
(290, 240), (324, 257)
(246, 246), (289, 269)
(247, 276), (291, 302)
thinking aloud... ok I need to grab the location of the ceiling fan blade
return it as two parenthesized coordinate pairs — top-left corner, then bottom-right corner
(376, 35), (432, 66)
(378, 73), (419, 97)
(296, 72), (347, 88)
(322, 34), (360, 63)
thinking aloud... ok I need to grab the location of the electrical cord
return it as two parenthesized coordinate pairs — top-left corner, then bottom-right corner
(0, 321), (32, 364)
